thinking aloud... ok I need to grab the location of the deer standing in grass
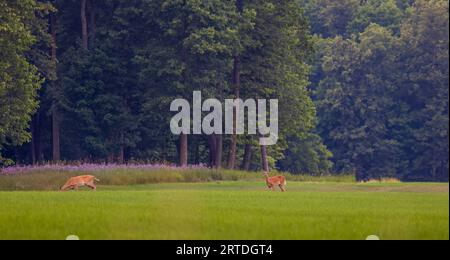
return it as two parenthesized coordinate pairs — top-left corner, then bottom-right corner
(60, 175), (100, 191)
(264, 172), (287, 192)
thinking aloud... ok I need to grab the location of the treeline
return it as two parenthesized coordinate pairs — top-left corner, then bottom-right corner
(1, 0), (326, 175)
(301, 0), (449, 181)
(0, 0), (448, 182)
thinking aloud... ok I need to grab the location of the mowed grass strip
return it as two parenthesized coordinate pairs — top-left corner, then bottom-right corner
(0, 181), (447, 240)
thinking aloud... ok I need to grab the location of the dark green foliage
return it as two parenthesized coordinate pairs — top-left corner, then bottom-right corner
(1, 0), (448, 181)
(279, 134), (333, 175)
(309, 0), (449, 181)
(0, 0), (52, 165)
(239, 0), (318, 170)
(396, 0), (449, 181)
(348, 0), (405, 35)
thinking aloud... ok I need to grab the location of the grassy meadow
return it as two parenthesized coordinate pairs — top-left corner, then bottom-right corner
(0, 168), (448, 240)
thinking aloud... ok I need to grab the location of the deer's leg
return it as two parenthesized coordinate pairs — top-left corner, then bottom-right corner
(279, 185), (286, 192)
(86, 181), (96, 190)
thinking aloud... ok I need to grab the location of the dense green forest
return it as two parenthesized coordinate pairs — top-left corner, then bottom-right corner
(0, 0), (448, 181)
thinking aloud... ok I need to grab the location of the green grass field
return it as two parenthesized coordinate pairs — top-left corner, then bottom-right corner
(0, 177), (448, 240)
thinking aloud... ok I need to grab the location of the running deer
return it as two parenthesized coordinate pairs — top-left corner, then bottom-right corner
(60, 175), (100, 191)
(264, 172), (287, 192)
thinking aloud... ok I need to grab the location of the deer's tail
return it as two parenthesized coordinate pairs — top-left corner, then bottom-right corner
(95, 178), (100, 182)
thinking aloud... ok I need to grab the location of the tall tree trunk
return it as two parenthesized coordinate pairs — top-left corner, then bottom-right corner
(194, 139), (200, 165)
(81, 0), (88, 50)
(107, 153), (114, 164)
(241, 143), (252, 171)
(227, 0), (244, 169)
(30, 113), (41, 165)
(215, 135), (223, 169)
(161, 141), (167, 163)
(179, 1), (189, 168)
(50, 13), (61, 163)
(30, 128), (36, 165)
(52, 111), (61, 162)
(260, 144), (269, 172)
(117, 146), (125, 164)
(179, 133), (188, 167)
(87, 0), (96, 47)
(208, 134), (223, 169)
(227, 57), (240, 169)
(208, 134), (217, 167)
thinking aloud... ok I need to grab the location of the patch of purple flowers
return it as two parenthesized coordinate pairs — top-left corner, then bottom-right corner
(0, 163), (208, 175)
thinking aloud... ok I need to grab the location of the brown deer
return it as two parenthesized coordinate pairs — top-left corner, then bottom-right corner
(60, 175), (100, 191)
(264, 172), (287, 192)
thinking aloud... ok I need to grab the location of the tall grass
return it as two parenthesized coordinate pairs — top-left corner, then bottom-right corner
(0, 164), (355, 191)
